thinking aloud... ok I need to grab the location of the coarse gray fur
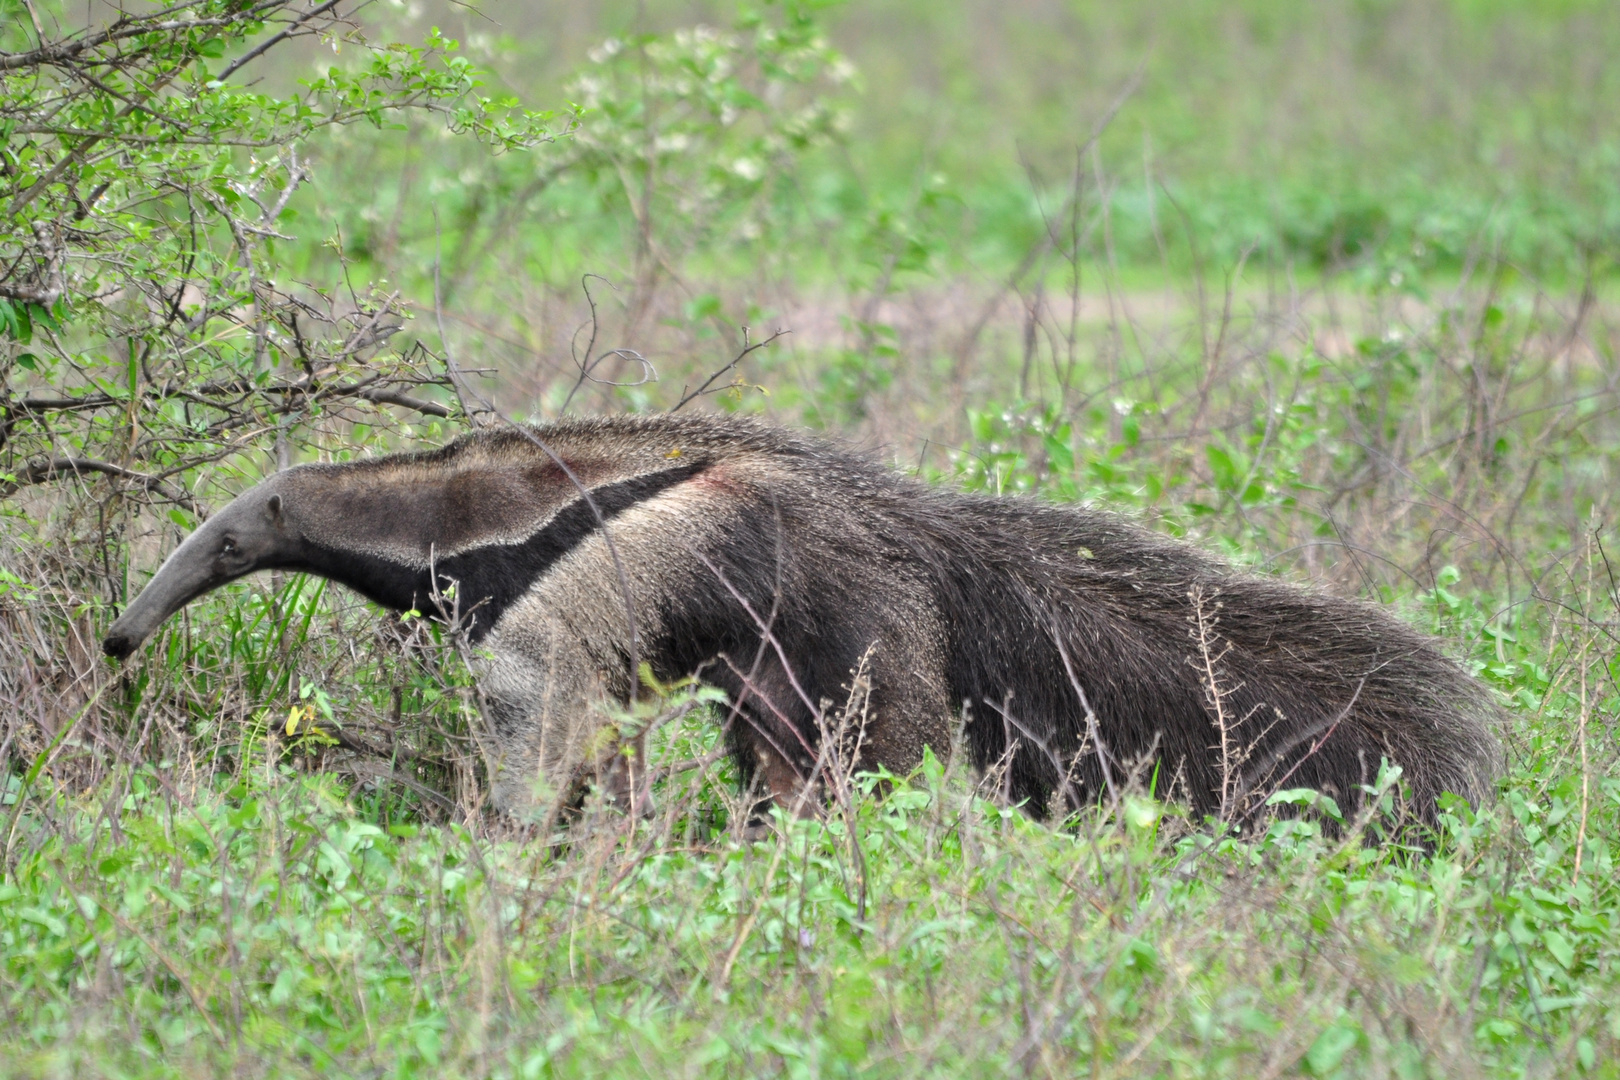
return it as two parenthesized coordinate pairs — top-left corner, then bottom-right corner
(104, 414), (1502, 827)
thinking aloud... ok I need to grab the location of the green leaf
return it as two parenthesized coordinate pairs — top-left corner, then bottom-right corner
(683, 293), (722, 321)
(18, 907), (67, 937)
(1544, 929), (1575, 969)
(0, 299), (32, 343)
(268, 966), (299, 1005)
(1303, 1023), (1359, 1075)
(1267, 787), (1344, 823)
(969, 410), (994, 443)
(1206, 443), (1237, 491)
(1043, 433), (1074, 474)
(414, 1025), (442, 1065)
(26, 302), (59, 333)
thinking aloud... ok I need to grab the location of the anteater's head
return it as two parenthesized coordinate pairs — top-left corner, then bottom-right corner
(103, 477), (305, 660)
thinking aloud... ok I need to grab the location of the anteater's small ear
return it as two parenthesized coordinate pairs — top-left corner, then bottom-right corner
(267, 493), (283, 521)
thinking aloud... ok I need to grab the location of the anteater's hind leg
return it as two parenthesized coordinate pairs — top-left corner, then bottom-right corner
(724, 624), (953, 838)
(721, 656), (820, 838)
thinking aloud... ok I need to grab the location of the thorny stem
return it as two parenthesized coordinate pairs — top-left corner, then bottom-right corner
(1051, 627), (1120, 810)
(1573, 534), (1594, 884)
(671, 326), (790, 412)
(1190, 587), (1237, 821)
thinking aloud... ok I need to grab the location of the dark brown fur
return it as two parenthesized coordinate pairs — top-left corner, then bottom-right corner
(105, 415), (1502, 827)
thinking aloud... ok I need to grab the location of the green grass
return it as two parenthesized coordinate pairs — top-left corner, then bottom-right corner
(3, 711), (1617, 1077)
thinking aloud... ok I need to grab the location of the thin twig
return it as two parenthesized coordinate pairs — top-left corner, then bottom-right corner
(671, 326), (789, 412)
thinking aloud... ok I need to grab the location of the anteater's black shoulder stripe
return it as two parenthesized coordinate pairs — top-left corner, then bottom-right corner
(437, 460), (710, 640)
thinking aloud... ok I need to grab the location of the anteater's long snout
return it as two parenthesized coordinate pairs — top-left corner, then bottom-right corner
(103, 484), (291, 661)
(102, 543), (219, 661)
(103, 626), (139, 660)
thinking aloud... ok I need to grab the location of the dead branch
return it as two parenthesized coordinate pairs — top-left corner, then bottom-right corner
(0, 456), (207, 515)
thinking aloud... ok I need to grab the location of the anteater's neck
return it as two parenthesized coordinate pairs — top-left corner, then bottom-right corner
(293, 458), (710, 641)
(292, 540), (437, 627)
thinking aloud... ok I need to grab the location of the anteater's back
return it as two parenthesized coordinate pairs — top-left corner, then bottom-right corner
(884, 486), (1501, 819)
(455, 414), (1504, 824)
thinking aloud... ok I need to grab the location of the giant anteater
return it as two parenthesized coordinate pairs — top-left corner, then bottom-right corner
(104, 414), (1501, 826)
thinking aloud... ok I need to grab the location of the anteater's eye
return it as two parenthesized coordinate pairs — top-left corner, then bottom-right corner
(221, 537), (238, 555)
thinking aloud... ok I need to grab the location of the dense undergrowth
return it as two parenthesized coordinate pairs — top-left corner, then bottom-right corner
(5, 0), (1620, 1076)
(2, 684), (1618, 1077)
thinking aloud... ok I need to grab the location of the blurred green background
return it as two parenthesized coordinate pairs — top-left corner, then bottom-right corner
(303, 0), (1620, 289)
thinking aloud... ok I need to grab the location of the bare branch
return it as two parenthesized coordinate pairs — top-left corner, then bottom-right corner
(670, 325), (789, 412)
(10, 373), (449, 417)
(0, 457), (207, 516)
(0, 1), (292, 72)
(217, 0), (345, 82)
(355, 387), (451, 417)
